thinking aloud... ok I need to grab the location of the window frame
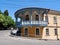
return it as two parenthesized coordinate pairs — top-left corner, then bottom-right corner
(35, 28), (40, 35)
(54, 28), (57, 35)
(54, 16), (57, 24)
(25, 15), (29, 21)
(46, 28), (49, 36)
(35, 15), (39, 21)
(17, 18), (20, 22)
(24, 28), (28, 36)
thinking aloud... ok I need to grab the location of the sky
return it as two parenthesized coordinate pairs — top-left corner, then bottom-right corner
(0, 0), (60, 21)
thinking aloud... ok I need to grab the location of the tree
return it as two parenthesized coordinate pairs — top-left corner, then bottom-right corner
(2, 16), (15, 29)
(4, 10), (9, 16)
(0, 14), (8, 28)
(6, 16), (15, 27)
(0, 10), (15, 30)
(0, 14), (5, 22)
(0, 14), (6, 29)
(0, 10), (2, 14)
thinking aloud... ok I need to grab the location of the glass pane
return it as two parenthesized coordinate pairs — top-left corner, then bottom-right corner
(36, 28), (39, 35)
(25, 15), (29, 20)
(25, 28), (28, 36)
(35, 15), (39, 20)
(17, 18), (20, 22)
(54, 17), (57, 24)
(54, 29), (57, 35)
(46, 29), (49, 35)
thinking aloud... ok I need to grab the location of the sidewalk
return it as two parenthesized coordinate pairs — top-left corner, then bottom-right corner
(9, 35), (60, 41)
(9, 35), (39, 40)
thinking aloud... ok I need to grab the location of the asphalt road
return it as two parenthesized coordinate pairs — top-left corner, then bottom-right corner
(0, 30), (60, 45)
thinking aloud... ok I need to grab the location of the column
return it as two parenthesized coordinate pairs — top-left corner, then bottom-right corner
(31, 15), (32, 24)
(22, 20), (23, 25)
(44, 14), (46, 21)
(39, 15), (40, 21)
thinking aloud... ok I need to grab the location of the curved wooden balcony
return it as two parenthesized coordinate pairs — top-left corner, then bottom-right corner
(16, 21), (48, 27)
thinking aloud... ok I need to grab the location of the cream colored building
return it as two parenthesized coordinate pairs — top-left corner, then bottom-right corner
(15, 7), (60, 40)
(43, 10), (60, 40)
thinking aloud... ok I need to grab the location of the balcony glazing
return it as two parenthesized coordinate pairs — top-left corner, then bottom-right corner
(16, 21), (48, 27)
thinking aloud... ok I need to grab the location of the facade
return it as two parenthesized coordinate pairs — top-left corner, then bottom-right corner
(15, 7), (60, 40)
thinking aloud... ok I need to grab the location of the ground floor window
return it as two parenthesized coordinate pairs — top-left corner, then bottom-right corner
(36, 28), (40, 35)
(24, 28), (28, 36)
(54, 29), (57, 35)
(46, 28), (49, 36)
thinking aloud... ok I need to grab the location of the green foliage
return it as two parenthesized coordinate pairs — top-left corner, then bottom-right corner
(0, 14), (5, 22)
(2, 16), (15, 27)
(6, 16), (15, 26)
(3, 21), (8, 27)
(4, 10), (9, 16)
(0, 10), (15, 29)
(0, 10), (2, 14)
(0, 14), (8, 27)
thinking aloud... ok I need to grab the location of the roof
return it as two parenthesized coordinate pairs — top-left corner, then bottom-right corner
(14, 7), (60, 17)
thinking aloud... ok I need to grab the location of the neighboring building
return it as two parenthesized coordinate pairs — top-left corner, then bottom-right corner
(14, 7), (60, 40)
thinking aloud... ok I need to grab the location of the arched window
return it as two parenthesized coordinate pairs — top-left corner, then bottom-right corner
(17, 18), (20, 22)
(35, 15), (39, 21)
(54, 29), (57, 35)
(25, 28), (28, 36)
(25, 15), (29, 21)
(36, 28), (40, 35)
(46, 28), (49, 36)
(45, 16), (48, 22)
(54, 16), (57, 24)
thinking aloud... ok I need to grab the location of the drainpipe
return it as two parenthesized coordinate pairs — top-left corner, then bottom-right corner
(56, 21), (59, 40)
(56, 15), (59, 40)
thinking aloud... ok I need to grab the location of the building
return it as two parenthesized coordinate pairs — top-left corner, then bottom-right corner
(14, 7), (60, 40)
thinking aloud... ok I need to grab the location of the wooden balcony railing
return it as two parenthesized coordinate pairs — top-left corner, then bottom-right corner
(16, 21), (48, 27)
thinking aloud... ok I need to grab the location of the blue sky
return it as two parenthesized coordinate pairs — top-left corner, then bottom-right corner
(0, 0), (60, 21)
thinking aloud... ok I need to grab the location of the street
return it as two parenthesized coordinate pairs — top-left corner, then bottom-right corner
(0, 30), (60, 45)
